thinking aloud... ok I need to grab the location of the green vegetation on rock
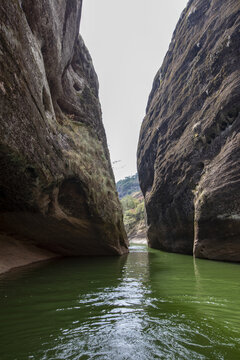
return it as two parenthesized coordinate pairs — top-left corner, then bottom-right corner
(121, 194), (144, 234)
(117, 174), (146, 241)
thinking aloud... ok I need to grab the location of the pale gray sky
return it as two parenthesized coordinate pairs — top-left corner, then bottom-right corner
(81, 0), (188, 181)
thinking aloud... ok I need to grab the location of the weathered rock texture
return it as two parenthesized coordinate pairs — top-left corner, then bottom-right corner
(0, 0), (128, 262)
(138, 0), (240, 261)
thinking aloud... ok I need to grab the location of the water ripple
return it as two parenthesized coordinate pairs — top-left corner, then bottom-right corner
(0, 245), (240, 359)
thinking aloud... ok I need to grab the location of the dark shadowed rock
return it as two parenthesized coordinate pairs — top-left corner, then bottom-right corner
(0, 0), (128, 260)
(137, 0), (240, 261)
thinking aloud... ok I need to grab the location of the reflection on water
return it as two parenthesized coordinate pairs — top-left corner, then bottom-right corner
(148, 250), (240, 359)
(0, 244), (240, 359)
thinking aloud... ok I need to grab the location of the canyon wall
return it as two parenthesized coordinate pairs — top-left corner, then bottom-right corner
(0, 0), (128, 268)
(138, 0), (240, 261)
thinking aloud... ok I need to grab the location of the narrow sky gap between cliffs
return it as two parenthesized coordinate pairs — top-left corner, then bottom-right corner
(81, 0), (188, 181)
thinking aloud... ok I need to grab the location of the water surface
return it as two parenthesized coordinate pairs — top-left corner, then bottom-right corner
(0, 244), (240, 359)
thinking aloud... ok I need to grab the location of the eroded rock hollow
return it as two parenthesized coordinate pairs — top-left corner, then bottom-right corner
(0, 0), (128, 265)
(138, 0), (240, 261)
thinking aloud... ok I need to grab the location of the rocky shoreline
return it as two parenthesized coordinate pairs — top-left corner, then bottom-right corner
(0, 234), (59, 275)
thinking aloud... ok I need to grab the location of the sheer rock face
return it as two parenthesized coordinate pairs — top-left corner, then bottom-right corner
(137, 0), (240, 261)
(0, 0), (128, 256)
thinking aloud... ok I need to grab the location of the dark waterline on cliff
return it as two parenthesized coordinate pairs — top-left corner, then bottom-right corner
(0, 244), (240, 360)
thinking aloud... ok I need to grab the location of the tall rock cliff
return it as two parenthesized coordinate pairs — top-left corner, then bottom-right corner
(0, 0), (128, 262)
(138, 0), (240, 261)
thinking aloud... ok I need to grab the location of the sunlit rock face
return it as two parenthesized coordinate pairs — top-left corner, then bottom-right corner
(137, 0), (240, 261)
(0, 0), (128, 256)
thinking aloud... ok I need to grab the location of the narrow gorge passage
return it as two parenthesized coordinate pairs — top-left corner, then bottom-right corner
(1, 1), (240, 359)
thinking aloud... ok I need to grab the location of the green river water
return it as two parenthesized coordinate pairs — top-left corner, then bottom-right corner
(0, 243), (240, 360)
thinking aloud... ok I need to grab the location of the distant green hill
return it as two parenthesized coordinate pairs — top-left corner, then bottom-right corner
(117, 174), (146, 242)
(116, 173), (140, 199)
